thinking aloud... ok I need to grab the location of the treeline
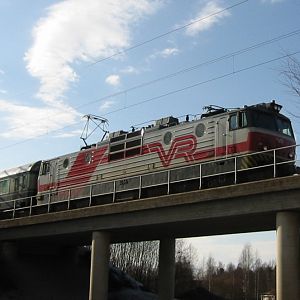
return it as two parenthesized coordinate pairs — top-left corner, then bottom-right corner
(110, 241), (275, 300)
(197, 243), (275, 300)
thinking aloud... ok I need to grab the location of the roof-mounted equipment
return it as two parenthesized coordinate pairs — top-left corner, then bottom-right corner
(251, 100), (282, 113)
(80, 114), (109, 149)
(155, 116), (179, 128)
(201, 105), (228, 118)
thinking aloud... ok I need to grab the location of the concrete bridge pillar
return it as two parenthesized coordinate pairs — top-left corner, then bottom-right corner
(276, 211), (300, 300)
(89, 231), (110, 300)
(158, 238), (176, 300)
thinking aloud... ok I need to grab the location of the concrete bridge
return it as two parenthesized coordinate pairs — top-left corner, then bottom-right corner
(0, 175), (300, 300)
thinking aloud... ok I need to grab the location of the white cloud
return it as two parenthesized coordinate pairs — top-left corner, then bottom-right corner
(160, 47), (180, 58)
(24, 0), (162, 105)
(148, 47), (180, 61)
(1, 0), (162, 139)
(99, 99), (115, 111)
(0, 89), (7, 94)
(261, 0), (284, 3)
(185, 0), (231, 36)
(0, 69), (4, 75)
(120, 66), (139, 74)
(0, 99), (79, 139)
(54, 129), (82, 138)
(105, 74), (121, 86)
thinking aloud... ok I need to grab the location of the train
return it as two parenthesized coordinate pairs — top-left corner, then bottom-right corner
(0, 100), (297, 217)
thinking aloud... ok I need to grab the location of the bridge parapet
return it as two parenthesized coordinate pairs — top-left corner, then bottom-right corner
(0, 175), (300, 244)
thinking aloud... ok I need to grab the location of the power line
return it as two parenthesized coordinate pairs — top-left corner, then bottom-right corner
(3, 29), (300, 134)
(0, 51), (299, 152)
(0, 121), (83, 151)
(101, 51), (300, 116)
(84, 0), (249, 68)
(79, 29), (300, 109)
(1, 0), (249, 101)
(1, 0), (250, 134)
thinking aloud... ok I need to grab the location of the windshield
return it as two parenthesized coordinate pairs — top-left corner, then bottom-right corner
(251, 111), (293, 137)
(276, 117), (293, 137)
(252, 112), (277, 131)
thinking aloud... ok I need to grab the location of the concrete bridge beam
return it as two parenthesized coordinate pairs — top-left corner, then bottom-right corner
(276, 211), (300, 300)
(89, 231), (110, 300)
(158, 238), (176, 300)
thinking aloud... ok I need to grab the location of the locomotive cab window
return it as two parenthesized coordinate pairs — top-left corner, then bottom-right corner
(229, 112), (248, 131)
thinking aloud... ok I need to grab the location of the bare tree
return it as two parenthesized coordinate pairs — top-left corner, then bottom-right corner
(239, 243), (254, 300)
(175, 239), (198, 265)
(226, 262), (236, 300)
(279, 54), (300, 122)
(110, 241), (159, 288)
(175, 239), (199, 295)
(281, 55), (300, 99)
(206, 254), (216, 292)
(253, 250), (262, 300)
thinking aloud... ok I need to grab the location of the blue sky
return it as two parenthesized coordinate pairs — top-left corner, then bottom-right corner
(0, 0), (299, 264)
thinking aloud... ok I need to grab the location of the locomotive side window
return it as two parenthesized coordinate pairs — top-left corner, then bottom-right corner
(229, 114), (238, 130)
(41, 162), (50, 175)
(229, 112), (248, 131)
(195, 123), (205, 137)
(239, 111), (248, 128)
(164, 132), (172, 145)
(63, 158), (69, 169)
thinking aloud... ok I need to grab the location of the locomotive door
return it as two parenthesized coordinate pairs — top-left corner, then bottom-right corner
(227, 113), (239, 156)
(215, 116), (228, 158)
(47, 160), (59, 203)
(39, 160), (58, 202)
(48, 160), (58, 191)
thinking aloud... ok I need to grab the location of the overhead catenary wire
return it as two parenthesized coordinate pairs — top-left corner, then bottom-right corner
(84, 0), (249, 68)
(4, 28), (300, 134)
(2, 0), (249, 101)
(1, 0), (251, 136)
(79, 29), (300, 110)
(0, 51), (299, 152)
(101, 51), (300, 116)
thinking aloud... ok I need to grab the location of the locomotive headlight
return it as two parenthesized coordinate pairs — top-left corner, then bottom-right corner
(274, 103), (282, 112)
(263, 146), (268, 151)
(288, 152), (294, 159)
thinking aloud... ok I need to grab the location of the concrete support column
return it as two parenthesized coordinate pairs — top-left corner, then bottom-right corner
(276, 211), (300, 300)
(89, 231), (110, 300)
(158, 238), (176, 300)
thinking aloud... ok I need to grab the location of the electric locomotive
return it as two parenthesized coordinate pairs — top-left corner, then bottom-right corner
(0, 100), (296, 215)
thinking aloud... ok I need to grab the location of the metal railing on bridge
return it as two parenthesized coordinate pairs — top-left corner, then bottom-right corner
(0, 144), (298, 220)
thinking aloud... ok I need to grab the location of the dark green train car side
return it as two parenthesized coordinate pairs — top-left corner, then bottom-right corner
(0, 161), (41, 210)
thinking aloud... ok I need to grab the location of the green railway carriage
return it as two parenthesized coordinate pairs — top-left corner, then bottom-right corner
(0, 161), (41, 210)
